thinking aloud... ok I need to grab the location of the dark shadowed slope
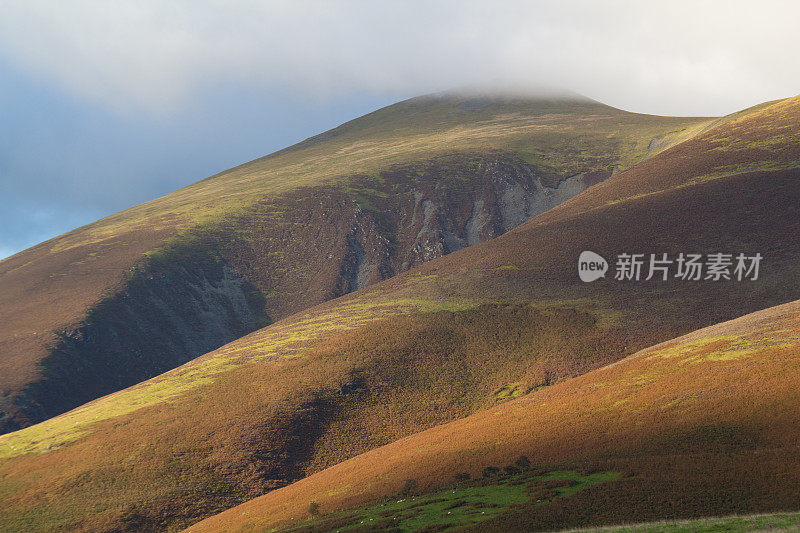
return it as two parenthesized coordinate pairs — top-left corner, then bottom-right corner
(0, 91), (711, 433)
(188, 297), (800, 532)
(0, 95), (797, 531)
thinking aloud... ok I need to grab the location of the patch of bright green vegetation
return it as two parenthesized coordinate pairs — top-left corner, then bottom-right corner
(706, 131), (800, 153)
(571, 510), (800, 532)
(289, 469), (619, 532)
(646, 335), (739, 360)
(494, 382), (525, 400)
(688, 159), (800, 184)
(645, 328), (800, 365)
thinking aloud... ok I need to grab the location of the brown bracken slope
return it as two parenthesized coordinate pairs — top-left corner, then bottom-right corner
(0, 95), (797, 531)
(188, 298), (800, 532)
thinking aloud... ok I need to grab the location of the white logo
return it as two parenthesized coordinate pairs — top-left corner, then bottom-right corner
(579, 251), (762, 282)
(578, 251), (608, 282)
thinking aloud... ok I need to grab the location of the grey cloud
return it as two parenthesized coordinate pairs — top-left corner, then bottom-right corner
(0, 1), (797, 116)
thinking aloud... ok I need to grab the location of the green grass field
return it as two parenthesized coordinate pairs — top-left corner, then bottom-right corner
(287, 469), (619, 532)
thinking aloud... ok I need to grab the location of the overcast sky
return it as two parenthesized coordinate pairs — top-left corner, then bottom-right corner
(1, 0), (799, 260)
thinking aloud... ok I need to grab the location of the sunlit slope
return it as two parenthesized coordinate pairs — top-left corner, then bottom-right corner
(45, 90), (708, 250)
(0, 96), (797, 531)
(531, 93), (800, 227)
(189, 298), (800, 532)
(0, 91), (712, 432)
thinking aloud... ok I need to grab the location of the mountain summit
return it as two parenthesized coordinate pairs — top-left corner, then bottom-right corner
(0, 91), (710, 434)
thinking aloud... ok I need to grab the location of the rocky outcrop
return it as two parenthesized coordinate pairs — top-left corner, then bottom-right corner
(385, 156), (608, 270)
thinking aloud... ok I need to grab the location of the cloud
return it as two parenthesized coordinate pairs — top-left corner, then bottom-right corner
(0, 0), (798, 116)
(0, 50), (396, 260)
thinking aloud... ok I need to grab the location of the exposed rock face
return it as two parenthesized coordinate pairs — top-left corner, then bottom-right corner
(385, 157), (606, 270)
(221, 152), (610, 321)
(0, 152), (610, 433)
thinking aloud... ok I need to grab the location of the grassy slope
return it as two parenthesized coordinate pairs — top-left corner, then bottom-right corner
(0, 96), (797, 531)
(274, 469), (622, 532)
(0, 91), (708, 407)
(188, 297), (800, 532)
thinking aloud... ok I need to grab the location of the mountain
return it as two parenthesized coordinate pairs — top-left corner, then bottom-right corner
(0, 91), (711, 434)
(0, 93), (798, 531)
(188, 297), (800, 532)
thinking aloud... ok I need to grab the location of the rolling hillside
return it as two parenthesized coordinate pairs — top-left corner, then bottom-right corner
(0, 90), (710, 433)
(188, 297), (800, 532)
(0, 94), (798, 531)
